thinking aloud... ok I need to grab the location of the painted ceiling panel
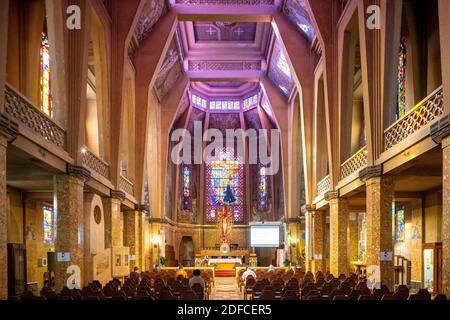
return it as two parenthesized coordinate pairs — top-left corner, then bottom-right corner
(187, 107), (206, 135)
(194, 22), (257, 42)
(205, 82), (246, 88)
(135, 0), (167, 43)
(282, 0), (316, 41)
(267, 38), (295, 98)
(154, 37), (184, 102)
(244, 108), (262, 130)
(208, 113), (241, 136)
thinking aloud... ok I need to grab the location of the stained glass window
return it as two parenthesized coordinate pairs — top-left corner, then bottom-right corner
(40, 31), (52, 117)
(210, 100), (240, 111)
(395, 207), (405, 242)
(205, 149), (244, 223)
(243, 94), (258, 110)
(182, 164), (192, 211)
(43, 206), (55, 244)
(396, 39), (406, 120)
(277, 51), (291, 78)
(257, 165), (270, 212)
(191, 94), (206, 109)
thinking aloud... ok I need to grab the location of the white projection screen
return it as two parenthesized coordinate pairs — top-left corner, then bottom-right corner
(250, 224), (280, 248)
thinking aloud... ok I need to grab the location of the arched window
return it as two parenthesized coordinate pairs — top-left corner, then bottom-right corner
(257, 166), (270, 212)
(181, 164), (192, 211)
(396, 39), (407, 120)
(39, 30), (52, 117)
(43, 205), (55, 244)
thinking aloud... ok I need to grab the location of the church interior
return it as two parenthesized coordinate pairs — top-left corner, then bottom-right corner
(0, 0), (450, 301)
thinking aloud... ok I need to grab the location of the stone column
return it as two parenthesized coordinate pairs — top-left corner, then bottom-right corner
(0, 134), (7, 299)
(54, 165), (90, 292)
(0, 113), (18, 300)
(360, 166), (394, 291)
(311, 211), (326, 275)
(102, 191), (125, 249)
(348, 212), (360, 268)
(442, 135), (450, 296)
(123, 210), (141, 272)
(304, 209), (313, 272)
(326, 191), (349, 276)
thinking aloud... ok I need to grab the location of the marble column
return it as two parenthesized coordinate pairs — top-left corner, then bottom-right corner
(362, 167), (394, 291)
(0, 0), (10, 301)
(123, 210), (141, 271)
(102, 191), (125, 249)
(348, 213), (360, 266)
(0, 113), (18, 299)
(304, 210), (313, 272)
(442, 135), (450, 296)
(54, 165), (90, 292)
(0, 135), (7, 299)
(327, 192), (349, 277)
(311, 211), (326, 275)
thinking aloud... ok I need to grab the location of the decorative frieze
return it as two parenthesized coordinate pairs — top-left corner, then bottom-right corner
(175, 0), (274, 5)
(188, 60), (262, 71)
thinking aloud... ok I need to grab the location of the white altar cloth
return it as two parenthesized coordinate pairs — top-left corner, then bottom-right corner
(208, 258), (242, 265)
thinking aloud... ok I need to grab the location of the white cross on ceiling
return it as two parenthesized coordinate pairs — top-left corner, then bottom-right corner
(234, 28), (244, 38)
(206, 27), (217, 37)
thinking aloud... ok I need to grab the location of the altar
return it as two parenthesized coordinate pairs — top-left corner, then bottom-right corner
(199, 249), (250, 269)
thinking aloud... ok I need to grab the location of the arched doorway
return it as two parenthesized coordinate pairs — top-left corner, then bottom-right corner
(179, 236), (195, 267)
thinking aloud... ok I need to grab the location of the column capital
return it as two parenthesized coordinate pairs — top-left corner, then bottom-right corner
(67, 164), (91, 181)
(0, 113), (18, 143)
(359, 164), (383, 181)
(305, 204), (316, 212)
(110, 190), (126, 202)
(431, 114), (450, 145)
(135, 203), (150, 213)
(324, 191), (339, 202)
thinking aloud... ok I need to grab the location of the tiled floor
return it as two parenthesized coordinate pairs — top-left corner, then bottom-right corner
(210, 277), (242, 300)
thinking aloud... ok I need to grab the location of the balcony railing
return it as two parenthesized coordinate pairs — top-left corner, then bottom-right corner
(4, 83), (66, 149)
(81, 147), (110, 180)
(119, 175), (134, 196)
(340, 146), (368, 180)
(384, 86), (444, 150)
(316, 175), (331, 196)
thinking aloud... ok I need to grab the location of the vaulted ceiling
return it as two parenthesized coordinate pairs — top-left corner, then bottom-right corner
(135, 0), (318, 119)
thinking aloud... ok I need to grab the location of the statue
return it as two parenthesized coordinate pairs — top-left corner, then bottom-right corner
(217, 206), (233, 245)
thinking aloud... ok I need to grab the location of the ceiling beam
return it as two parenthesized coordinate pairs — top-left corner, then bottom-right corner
(172, 5), (276, 22)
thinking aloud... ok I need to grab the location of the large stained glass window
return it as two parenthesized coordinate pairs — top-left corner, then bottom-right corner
(205, 149), (244, 223)
(257, 165), (270, 212)
(43, 206), (55, 244)
(40, 31), (52, 117)
(396, 39), (406, 120)
(181, 164), (192, 211)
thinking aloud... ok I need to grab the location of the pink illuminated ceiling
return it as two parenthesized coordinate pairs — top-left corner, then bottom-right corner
(146, 0), (317, 103)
